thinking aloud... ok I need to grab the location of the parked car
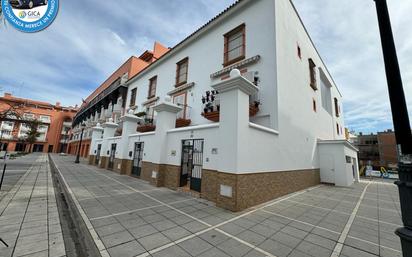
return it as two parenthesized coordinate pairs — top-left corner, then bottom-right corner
(8, 0), (47, 9)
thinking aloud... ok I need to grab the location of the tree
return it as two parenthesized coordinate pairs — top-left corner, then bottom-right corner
(0, 101), (25, 151)
(24, 120), (41, 153)
(0, 102), (25, 122)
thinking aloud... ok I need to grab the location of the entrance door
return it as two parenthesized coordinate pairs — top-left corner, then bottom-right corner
(108, 144), (116, 169)
(190, 140), (204, 192)
(95, 144), (101, 165)
(322, 154), (335, 184)
(180, 139), (204, 192)
(132, 142), (144, 176)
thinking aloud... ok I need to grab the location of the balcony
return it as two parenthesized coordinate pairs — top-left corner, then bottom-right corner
(39, 117), (51, 124)
(113, 103), (122, 113)
(137, 116), (156, 133)
(38, 126), (48, 133)
(201, 90), (260, 122)
(2, 134), (13, 140)
(63, 121), (72, 127)
(175, 104), (192, 128)
(1, 125), (13, 131)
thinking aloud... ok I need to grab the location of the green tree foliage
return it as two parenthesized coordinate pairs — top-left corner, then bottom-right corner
(24, 120), (41, 152)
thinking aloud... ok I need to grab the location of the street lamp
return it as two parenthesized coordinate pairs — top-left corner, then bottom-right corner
(74, 122), (86, 164)
(373, 0), (412, 256)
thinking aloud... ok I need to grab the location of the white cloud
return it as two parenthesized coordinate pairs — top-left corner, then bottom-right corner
(2, 0), (410, 133)
(293, 0), (412, 133)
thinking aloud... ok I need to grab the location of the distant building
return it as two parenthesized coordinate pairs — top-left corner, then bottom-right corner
(68, 42), (169, 158)
(353, 130), (398, 169)
(377, 130), (398, 169)
(0, 93), (77, 153)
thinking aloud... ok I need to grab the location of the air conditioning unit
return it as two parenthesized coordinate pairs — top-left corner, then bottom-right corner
(242, 71), (259, 86)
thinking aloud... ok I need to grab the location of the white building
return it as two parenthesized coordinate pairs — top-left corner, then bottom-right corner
(81, 0), (359, 211)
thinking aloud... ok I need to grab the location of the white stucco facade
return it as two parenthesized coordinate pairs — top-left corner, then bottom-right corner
(88, 0), (359, 198)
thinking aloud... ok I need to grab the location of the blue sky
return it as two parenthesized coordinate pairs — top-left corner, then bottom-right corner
(0, 0), (411, 134)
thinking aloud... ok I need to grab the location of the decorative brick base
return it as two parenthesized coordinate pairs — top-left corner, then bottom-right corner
(161, 164), (181, 189)
(99, 156), (108, 169)
(203, 169), (320, 211)
(141, 161), (161, 186)
(90, 158), (320, 212)
(88, 155), (95, 165)
(121, 159), (133, 176)
(112, 159), (123, 173)
(140, 162), (181, 189)
(201, 169), (219, 202)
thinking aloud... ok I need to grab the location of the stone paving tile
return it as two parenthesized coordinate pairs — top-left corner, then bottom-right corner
(107, 240), (146, 257)
(0, 154), (66, 257)
(137, 232), (171, 251)
(50, 154), (404, 257)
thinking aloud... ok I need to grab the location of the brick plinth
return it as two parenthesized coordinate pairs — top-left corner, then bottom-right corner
(88, 155), (95, 165)
(141, 161), (181, 188)
(202, 169), (320, 212)
(99, 156), (108, 169)
(121, 159), (133, 175)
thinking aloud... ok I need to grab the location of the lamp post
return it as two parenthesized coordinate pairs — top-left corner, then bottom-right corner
(75, 122), (86, 164)
(373, 0), (412, 256)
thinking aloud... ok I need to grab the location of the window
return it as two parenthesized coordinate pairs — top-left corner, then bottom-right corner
(224, 24), (246, 66)
(320, 72), (332, 115)
(145, 104), (155, 120)
(24, 113), (34, 120)
(130, 88), (137, 107)
(39, 115), (50, 122)
(336, 123), (340, 135)
(176, 58), (189, 86)
(297, 45), (302, 59)
(148, 76), (157, 99)
(173, 92), (187, 119)
(313, 99), (317, 112)
(334, 97), (340, 117)
(309, 58), (317, 90)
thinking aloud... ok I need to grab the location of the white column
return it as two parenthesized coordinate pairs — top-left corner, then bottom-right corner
(100, 118), (118, 157)
(212, 69), (259, 173)
(89, 123), (104, 156)
(118, 110), (141, 160)
(152, 98), (182, 164)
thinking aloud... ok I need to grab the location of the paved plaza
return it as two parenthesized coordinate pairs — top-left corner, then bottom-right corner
(0, 155), (35, 202)
(0, 154), (65, 257)
(50, 154), (403, 257)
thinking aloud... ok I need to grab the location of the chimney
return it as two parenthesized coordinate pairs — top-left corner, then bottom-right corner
(4, 92), (12, 98)
(56, 102), (61, 107)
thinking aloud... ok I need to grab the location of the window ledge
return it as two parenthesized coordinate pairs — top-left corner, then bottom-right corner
(167, 82), (195, 96)
(142, 96), (159, 106)
(249, 122), (279, 135)
(210, 55), (261, 79)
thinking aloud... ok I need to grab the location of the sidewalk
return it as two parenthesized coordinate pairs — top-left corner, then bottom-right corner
(0, 154), (66, 257)
(50, 154), (402, 257)
(0, 155), (37, 202)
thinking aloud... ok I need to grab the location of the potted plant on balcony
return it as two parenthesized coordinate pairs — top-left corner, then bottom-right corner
(135, 111), (146, 117)
(136, 116), (156, 133)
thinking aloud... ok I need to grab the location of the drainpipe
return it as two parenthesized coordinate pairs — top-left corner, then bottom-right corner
(373, 1), (412, 256)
